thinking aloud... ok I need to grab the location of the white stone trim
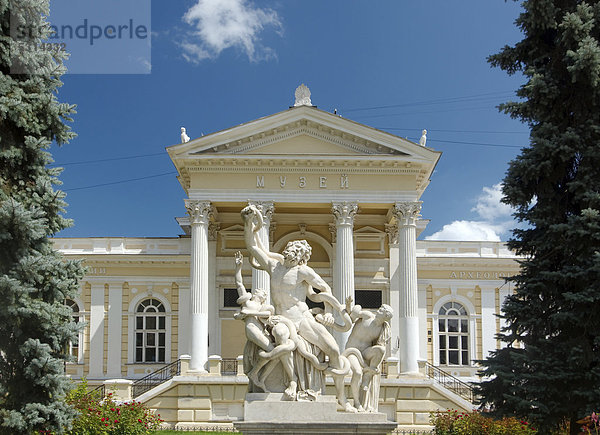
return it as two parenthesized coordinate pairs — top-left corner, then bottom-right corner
(431, 295), (477, 368)
(272, 230), (333, 260)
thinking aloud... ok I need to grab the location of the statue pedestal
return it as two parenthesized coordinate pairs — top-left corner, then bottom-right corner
(234, 393), (397, 434)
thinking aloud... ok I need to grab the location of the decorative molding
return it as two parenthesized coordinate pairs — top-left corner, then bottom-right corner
(184, 200), (214, 225)
(294, 83), (312, 107)
(219, 224), (245, 254)
(392, 201), (422, 227)
(353, 226), (386, 255)
(331, 201), (358, 227)
(216, 123), (407, 157)
(385, 223), (399, 245)
(208, 222), (221, 241)
(247, 200), (274, 225)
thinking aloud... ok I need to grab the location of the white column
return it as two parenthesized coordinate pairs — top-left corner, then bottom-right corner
(248, 201), (274, 303)
(185, 200), (214, 372)
(393, 201), (422, 375)
(331, 201), (358, 347)
(89, 283), (105, 378)
(106, 284), (123, 378)
(207, 221), (220, 356)
(385, 223), (400, 358)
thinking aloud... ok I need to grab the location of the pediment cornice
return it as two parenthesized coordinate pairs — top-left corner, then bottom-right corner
(190, 120), (408, 156)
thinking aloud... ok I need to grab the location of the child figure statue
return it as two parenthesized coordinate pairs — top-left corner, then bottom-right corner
(232, 251), (275, 389)
(344, 303), (393, 412)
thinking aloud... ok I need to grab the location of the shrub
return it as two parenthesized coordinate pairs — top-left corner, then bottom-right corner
(431, 409), (537, 435)
(62, 380), (163, 434)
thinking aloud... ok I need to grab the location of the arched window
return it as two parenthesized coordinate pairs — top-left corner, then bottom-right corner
(438, 301), (470, 366)
(65, 299), (80, 359)
(135, 298), (166, 363)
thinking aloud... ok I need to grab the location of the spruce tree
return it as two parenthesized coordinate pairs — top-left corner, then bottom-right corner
(477, 1), (600, 433)
(0, 0), (83, 433)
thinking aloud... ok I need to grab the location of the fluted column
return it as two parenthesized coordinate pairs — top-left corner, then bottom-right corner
(331, 201), (358, 347)
(185, 200), (214, 372)
(385, 223), (400, 359)
(393, 201), (422, 374)
(248, 201), (274, 304)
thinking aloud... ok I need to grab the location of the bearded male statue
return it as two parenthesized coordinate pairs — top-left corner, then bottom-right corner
(239, 204), (357, 411)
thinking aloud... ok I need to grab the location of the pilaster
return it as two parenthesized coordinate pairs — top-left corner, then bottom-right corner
(208, 221), (220, 356)
(385, 222), (400, 358)
(89, 283), (105, 378)
(106, 284), (123, 377)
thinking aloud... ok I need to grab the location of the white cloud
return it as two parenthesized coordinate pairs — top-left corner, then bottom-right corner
(425, 220), (503, 241)
(471, 183), (513, 222)
(426, 183), (516, 241)
(181, 0), (282, 63)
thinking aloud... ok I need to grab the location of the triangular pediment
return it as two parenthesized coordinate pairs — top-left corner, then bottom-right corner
(167, 105), (441, 197)
(167, 106), (438, 162)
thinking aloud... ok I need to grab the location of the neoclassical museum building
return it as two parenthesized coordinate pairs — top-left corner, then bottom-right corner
(53, 87), (519, 429)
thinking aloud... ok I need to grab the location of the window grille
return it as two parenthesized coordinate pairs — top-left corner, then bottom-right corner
(438, 301), (469, 366)
(355, 290), (382, 309)
(135, 298), (166, 363)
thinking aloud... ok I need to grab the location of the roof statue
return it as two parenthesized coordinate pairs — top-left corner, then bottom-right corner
(419, 129), (427, 147)
(181, 127), (190, 143)
(294, 83), (313, 107)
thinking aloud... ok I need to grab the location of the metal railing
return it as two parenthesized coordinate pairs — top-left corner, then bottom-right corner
(221, 358), (238, 375)
(132, 359), (181, 398)
(424, 362), (474, 403)
(87, 383), (106, 399)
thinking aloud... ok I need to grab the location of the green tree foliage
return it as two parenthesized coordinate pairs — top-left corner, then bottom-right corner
(0, 0), (83, 433)
(477, 1), (600, 433)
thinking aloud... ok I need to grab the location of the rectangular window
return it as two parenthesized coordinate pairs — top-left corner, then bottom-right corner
(460, 319), (468, 332)
(223, 288), (240, 307)
(449, 350), (459, 365)
(146, 317), (156, 330)
(448, 319), (458, 332)
(439, 351), (447, 365)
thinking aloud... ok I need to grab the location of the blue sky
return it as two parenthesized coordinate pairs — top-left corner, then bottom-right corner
(49, 0), (527, 241)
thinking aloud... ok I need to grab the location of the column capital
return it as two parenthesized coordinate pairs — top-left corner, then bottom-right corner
(248, 200), (274, 225)
(332, 201), (358, 227)
(208, 221), (221, 241)
(385, 223), (399, 245)
(185, 200), (214, 226)
(392, 201), (422, 227)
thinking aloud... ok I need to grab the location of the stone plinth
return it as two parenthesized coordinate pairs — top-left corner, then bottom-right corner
(234, 393), (397, 435)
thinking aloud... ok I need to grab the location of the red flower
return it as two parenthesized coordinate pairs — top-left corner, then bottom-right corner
(138, 419), (142, 423)
(105, 423), (109, 426)
(114, 420), (119, 423)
